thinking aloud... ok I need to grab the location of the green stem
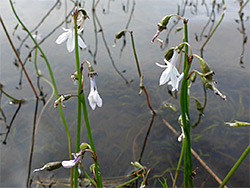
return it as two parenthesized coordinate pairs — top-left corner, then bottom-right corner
(180, 19), (193, 188)
(219, 144), (250, 188)
(0, 89), (24, 103)
(115, 176), (140, 188)
(73, 10), (102, 187)
(9, 1), (73, 186)
(172, 140), (185, 188)
(81, 95), (103, 187)
(73, 12), (82, 188)
(79, 163), (97, 186)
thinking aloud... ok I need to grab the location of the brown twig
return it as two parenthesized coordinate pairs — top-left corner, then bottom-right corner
(0, 16), (38, 98)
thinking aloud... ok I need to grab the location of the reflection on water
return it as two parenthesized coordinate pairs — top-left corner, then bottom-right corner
(0, 0), (249, 187)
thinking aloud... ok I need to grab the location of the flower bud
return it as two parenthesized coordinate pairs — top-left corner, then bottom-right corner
(80, 143), (91, 151)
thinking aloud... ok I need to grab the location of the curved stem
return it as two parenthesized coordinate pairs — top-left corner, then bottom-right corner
(8, 1), (73, 186)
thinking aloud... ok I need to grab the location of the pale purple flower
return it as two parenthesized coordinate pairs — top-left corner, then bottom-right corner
(56, 21), (86, 52)
(62, 153), (81, 168)
(88, 76), (102, 110)
(156, 50), (183, 91)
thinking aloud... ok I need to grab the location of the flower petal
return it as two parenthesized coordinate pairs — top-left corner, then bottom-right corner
(94, 91), (103, 107)
(78, 36), (86, 49)
(66, 30), (75, 52)
(155, 62), (168, 68)
(62, 160), (76, 168)
(159, 67), (171, 85)
(56, 31), (69, 44)
(88, 90), (97, 110)
(62, 156), (81, 168)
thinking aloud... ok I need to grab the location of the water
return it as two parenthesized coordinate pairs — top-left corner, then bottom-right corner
(0, 0), (249, 187)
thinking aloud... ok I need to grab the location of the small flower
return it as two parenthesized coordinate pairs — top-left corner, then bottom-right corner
(88, 75), (102, 110)
(62, 153), (81, 168)
(156, 50), (183, 91)
(56, 21), (86, 52)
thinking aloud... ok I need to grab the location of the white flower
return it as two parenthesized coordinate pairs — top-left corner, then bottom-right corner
(88, 76), (102, 110)
(62, 154), (81, 168)
(156, 50), (183, 91)
(56, 22), (86, 52)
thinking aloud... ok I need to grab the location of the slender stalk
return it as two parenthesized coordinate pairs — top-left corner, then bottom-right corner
(9, 1), (73, 186)
(129, 31), (156, 114)
(81, 95), (103, 187)
(26, 98), (39, 187)
(172, 140), (185, 188)
(115, 176), (140, 188)
(73, 11), (82, 188)
(0, 89), (24, 103)
(0, 16), (38, 99)
(79, 163), (97, 186)
(219, 144), (250, 188)
(73, 9), (103, 187)
(201, 0), (226, 57)
(180, 19), (193, 188)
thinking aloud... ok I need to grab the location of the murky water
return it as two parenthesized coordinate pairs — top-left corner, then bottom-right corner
(1, 0), (249, 187)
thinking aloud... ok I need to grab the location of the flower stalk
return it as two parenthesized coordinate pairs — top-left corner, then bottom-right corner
(73, 9), (103, 187)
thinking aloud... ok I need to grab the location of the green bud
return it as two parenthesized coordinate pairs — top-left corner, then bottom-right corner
(89, 163), (95, 174)
(158, 15), (172, 31)
(80, 143), (91, 151)
(164, 47), (174, 61)
(131, 161), (145, 171)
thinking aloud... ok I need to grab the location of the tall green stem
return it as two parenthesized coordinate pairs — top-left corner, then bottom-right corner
(9, 1), (73, 186)
(73, 10), (103, 188)
(180, 19), (193, 188)
(73, 13), (82, 188)
(219, 144), (250, 188)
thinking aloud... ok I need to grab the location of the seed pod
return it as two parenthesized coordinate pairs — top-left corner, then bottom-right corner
(115, 30), (127, 40)
(164, 47), (174, 61)
(157, 15), (172, 31)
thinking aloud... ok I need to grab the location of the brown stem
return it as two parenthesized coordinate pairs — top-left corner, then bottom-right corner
(0, 16), (38, 98)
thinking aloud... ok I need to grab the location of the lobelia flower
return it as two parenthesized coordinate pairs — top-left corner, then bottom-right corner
(155, 50), (183, 91)
(88, 75), (103, 110)
(62, 153), (81, 168)
(56, 21), (86, 52)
